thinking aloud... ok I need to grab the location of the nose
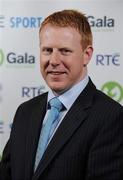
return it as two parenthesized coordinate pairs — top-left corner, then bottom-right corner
(50, 50), (61, 66)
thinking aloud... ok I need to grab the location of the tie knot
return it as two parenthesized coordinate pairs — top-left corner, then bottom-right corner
(49, 97), (63, 112)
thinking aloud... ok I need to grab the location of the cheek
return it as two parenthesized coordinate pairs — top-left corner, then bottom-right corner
(40, 57), (48, 70)
(66, 58), (83, 71)
(40, 61), (46, 76)
(70, 59), (84, 75)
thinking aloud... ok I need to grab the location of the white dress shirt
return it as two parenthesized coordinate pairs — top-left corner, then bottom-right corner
(42, 75), (89, 145)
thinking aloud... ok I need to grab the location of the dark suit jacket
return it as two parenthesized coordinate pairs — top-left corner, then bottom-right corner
(0, 79), (123, 180)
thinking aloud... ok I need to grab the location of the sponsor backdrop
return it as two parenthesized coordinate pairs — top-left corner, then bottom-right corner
(0, 0), (123, 159)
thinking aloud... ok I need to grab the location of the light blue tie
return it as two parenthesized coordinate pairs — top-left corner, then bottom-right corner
(34, 97), (63, 171)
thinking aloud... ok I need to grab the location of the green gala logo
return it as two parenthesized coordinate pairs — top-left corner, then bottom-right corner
(101, 81), (123, 103)
(0, 49), (4, 66)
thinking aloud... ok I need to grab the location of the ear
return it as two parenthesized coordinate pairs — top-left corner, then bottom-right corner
(83, 45), (93, 66)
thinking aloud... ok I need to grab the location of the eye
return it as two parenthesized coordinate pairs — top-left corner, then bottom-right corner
(41, 47), (53, 55)
(60, 48), (72, 56)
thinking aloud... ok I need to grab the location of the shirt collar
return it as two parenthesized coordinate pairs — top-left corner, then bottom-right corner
(48, 75), (89, 110)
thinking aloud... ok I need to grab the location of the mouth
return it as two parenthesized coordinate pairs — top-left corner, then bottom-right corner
(47, 71), (66, 75)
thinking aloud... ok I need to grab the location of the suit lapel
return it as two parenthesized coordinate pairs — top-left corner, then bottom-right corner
(33, 79), (96, 180)
(24, 93), (48, 179)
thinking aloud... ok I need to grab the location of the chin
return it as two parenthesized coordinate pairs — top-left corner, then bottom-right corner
(47, 81), (69, 94)
(50, 86), (66, 95)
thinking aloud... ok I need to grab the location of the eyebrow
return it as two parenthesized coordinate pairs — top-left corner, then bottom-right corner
(41, 46), (73, 50)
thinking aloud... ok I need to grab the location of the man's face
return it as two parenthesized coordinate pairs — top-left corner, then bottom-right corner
(40, 24), (93, 95)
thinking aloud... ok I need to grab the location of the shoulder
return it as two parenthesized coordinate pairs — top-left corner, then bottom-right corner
(86, 78), (123, 117)
(16, 92), (48, 112)
(95, 88), (123, 111)
(91, 88), (123, 126)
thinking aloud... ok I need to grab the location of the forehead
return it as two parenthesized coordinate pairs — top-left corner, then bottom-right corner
(40, 24), (82, 44)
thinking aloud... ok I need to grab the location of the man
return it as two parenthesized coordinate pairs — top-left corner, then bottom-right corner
(0, 9), (123, 180)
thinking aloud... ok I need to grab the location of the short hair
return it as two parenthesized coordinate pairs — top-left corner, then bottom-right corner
(39, 9), (93, 50)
